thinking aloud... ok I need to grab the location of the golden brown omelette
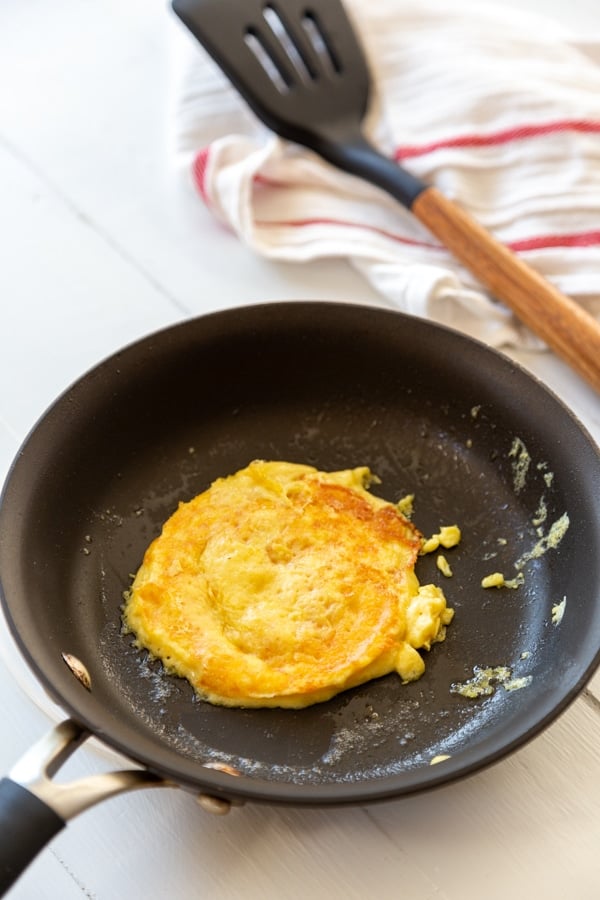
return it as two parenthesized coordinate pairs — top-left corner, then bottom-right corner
(123, 461), (454, 708)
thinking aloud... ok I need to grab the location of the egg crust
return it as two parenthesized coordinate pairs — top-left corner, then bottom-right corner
(123, 461), (454, 708)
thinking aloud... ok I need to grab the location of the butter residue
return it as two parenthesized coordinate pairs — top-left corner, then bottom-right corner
(532, 495), (548, 530)
(450, 665), (532, 699)
(499, 439), (568, 584)
(514, 512), (570, 570)
(537, 461), (554, 488)
(504, 675), (533, 692)
(551, 597), (566, 626)
(509, 437), (531, 494)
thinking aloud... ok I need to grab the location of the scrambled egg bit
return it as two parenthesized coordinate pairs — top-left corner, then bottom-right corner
(123, 461), (454, 708)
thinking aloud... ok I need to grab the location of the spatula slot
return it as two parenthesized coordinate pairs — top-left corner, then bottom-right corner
(263, 5), (317, 84)
(243, 4), (341, 94)
(244, 27), (291, 94)
(301, 10), (341, 76)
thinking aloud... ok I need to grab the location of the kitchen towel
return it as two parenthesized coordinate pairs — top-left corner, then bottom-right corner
(169, 0), (600, 349)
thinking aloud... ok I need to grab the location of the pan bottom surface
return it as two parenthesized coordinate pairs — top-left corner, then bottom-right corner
(88, 392), (568, 786)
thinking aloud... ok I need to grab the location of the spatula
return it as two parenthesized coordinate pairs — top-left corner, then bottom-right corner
(172, 0), (600, 393)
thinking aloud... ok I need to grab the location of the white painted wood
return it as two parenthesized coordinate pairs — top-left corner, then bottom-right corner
(1, 0), (599, 897)
(0, 143), (182, 438)
(367, 696), (600, 900)
(4, 850), (92, 900)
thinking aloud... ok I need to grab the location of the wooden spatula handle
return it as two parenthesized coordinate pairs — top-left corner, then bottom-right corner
(412, 186), (600, 393)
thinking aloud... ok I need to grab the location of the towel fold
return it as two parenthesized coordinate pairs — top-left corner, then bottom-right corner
(170, 0), (600, 349)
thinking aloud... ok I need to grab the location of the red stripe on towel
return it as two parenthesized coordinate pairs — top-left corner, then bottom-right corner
(508, 230), (600, 251)
(256, 217), (600, 253)
(255, 217), (439, 249)
(395, 119), (600, 160)
(192, 147), (212, 203)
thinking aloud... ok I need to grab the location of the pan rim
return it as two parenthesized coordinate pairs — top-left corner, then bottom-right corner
(2, 299), (600, 805)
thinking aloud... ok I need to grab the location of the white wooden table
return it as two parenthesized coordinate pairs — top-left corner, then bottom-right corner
(1, 1), (599, 897)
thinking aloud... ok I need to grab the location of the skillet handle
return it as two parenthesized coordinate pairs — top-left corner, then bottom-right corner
(0, 719), (172, 896)
(0, 778), (65, 895)
(411, 186), (600, 394)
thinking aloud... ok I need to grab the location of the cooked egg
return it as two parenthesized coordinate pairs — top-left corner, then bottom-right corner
(421, 524), (461, 555)
(436, 555), (452, 577)
(430, 754), (451, 765)
(123, 461), (454, 708)
(481, 572), (506, 589)
(481, 571), (524, 589)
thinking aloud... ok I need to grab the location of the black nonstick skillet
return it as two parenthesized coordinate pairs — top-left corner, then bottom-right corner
(1, 302), (600, 894)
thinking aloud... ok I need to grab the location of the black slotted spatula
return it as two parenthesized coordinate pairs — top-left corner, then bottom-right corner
(172, 0), (600, 393)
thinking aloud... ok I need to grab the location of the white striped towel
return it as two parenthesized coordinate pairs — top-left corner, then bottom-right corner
(170, 0), (600, 349)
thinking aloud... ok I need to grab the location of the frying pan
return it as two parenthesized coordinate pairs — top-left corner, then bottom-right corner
(1, 301), (600, 893)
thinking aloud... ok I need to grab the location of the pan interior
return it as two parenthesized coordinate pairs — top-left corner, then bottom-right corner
(2, 302), (600, 802)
